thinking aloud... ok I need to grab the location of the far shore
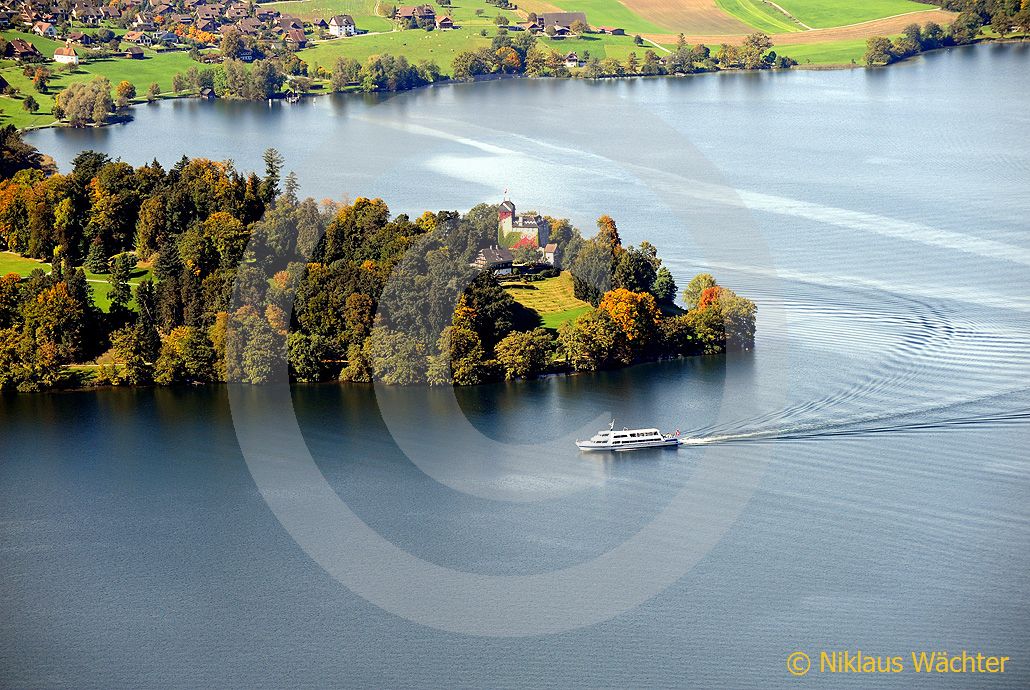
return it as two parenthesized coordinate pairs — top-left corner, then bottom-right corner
(14, 38), (1018, 133)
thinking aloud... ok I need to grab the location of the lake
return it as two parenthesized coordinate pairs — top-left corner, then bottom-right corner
(4, 44), (1030, 686)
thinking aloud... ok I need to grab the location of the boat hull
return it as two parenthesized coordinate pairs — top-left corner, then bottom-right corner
(576, 438), (682, 452)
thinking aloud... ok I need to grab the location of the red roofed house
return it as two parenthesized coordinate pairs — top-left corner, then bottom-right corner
(54, 42), (79, 65)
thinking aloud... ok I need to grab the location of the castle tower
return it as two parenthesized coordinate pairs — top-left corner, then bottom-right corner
(498, 192), (515, 241)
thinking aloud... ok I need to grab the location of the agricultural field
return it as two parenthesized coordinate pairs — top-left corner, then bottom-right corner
(765, 0), (934, 29)
(520, 0), (673, 34)
(715, 0), (801, 34)
(504, 272), (592, 329)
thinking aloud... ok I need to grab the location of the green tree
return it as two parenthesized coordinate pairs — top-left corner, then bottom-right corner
(108, 252), (135, 315)
(85, 236), (109, 273)
(865, 36), (895, 65)
(682, 273), (717, 309)
(146, 82), (161, 101)
(22, 95), (39, 113)
(495, 328), (553, 379)
(652, 266), (677, 304)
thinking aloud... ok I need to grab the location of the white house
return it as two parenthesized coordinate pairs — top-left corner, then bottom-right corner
(54, 44), (79, 65)
(328, 14), (356, 36)
(32, 20), (56, 37)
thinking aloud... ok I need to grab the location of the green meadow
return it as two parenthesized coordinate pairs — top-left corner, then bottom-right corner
(715, 0), (802, 34)
(520, 0), (671, 34)
(767, 0), (932, 29)
(504, 272), (593, 329)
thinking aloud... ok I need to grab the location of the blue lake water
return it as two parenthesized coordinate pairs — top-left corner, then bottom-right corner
(4, 44), (1030, 686)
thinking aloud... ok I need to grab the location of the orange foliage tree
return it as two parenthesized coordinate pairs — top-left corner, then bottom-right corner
(597, 287), (660, 344)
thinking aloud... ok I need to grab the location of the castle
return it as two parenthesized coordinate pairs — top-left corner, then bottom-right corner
(498, 197), (550, 248)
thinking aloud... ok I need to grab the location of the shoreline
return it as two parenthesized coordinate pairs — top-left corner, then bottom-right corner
(13, 38), (1019, 133)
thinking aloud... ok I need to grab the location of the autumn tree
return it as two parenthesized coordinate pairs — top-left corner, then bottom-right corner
(598, 288), (661, 349)
(495, 328), (553, 379)
(682, 273), (717, 309)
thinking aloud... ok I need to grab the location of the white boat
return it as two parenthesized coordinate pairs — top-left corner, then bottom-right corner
(576, 421), (682, 452)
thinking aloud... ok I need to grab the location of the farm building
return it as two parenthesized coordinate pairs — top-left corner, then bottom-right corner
(537, 12), (587, 29)
(54, 44), (79, 65)
(329, 14), (356, 36)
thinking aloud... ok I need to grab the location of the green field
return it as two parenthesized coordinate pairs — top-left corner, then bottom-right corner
(769, 0), (931, 29)
(775, 37), (874, 64)
(521, 0), (671, 34)
(715, 0), (803, 33)
(1, 30), (196, 129)
(0, 251), (152, 311)
(504, 272), (592, 329)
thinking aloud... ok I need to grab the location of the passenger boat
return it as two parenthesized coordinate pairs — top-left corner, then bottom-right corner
(575, 421), (682, 452)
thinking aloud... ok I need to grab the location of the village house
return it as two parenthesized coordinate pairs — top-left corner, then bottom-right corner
(564, 51), (580, 68)
(237, 46), (254, 61)
(394, 4), (434, 26)
(124, 30), (153, 45)
(5, 38), (42, 59)
(53, 43), (78, 65)
(32, 20), (55, 37)
(472, 246), (514, 275)
(595, 25), (624, 35)
(66, 30), (92, 45)
(132, 13), (155, 29)
(328, 14), (355, 36)
(48, 5), (69, 22)
(235, 17), (261, 34)
(72, 4), (103, 23)
(194, 6), (220, 22)
(498, 197), (550, 248)
(101, 6), (121, 20)
(435, 15), (453, 30)
(0, 11), (13, 27)
(122, 44), (144, 58)
(537, 11), (587, 29)
(311, 17), (328, 30)
(279, 15), (303, 30)
(543, 243), (557, 265)
(284, 27), (306, 48)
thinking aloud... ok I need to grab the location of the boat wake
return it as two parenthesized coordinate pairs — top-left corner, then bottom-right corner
(678, 392), (1030, 447)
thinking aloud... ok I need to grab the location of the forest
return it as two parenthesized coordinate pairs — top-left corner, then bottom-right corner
(0, 130), (756, 392)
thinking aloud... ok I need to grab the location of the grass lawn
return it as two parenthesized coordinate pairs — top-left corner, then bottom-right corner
(504, 271), (592, 329)
(772, 0), (933, 29)
(520, 0), (671, 34)
(0, 250), (49, 276)
(0, 251), (152, 311)
(303, 28), (496, 72)
(776, 36), (892, 64)
(716, 0), (803, 33)
(1, 30), (197, 129)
